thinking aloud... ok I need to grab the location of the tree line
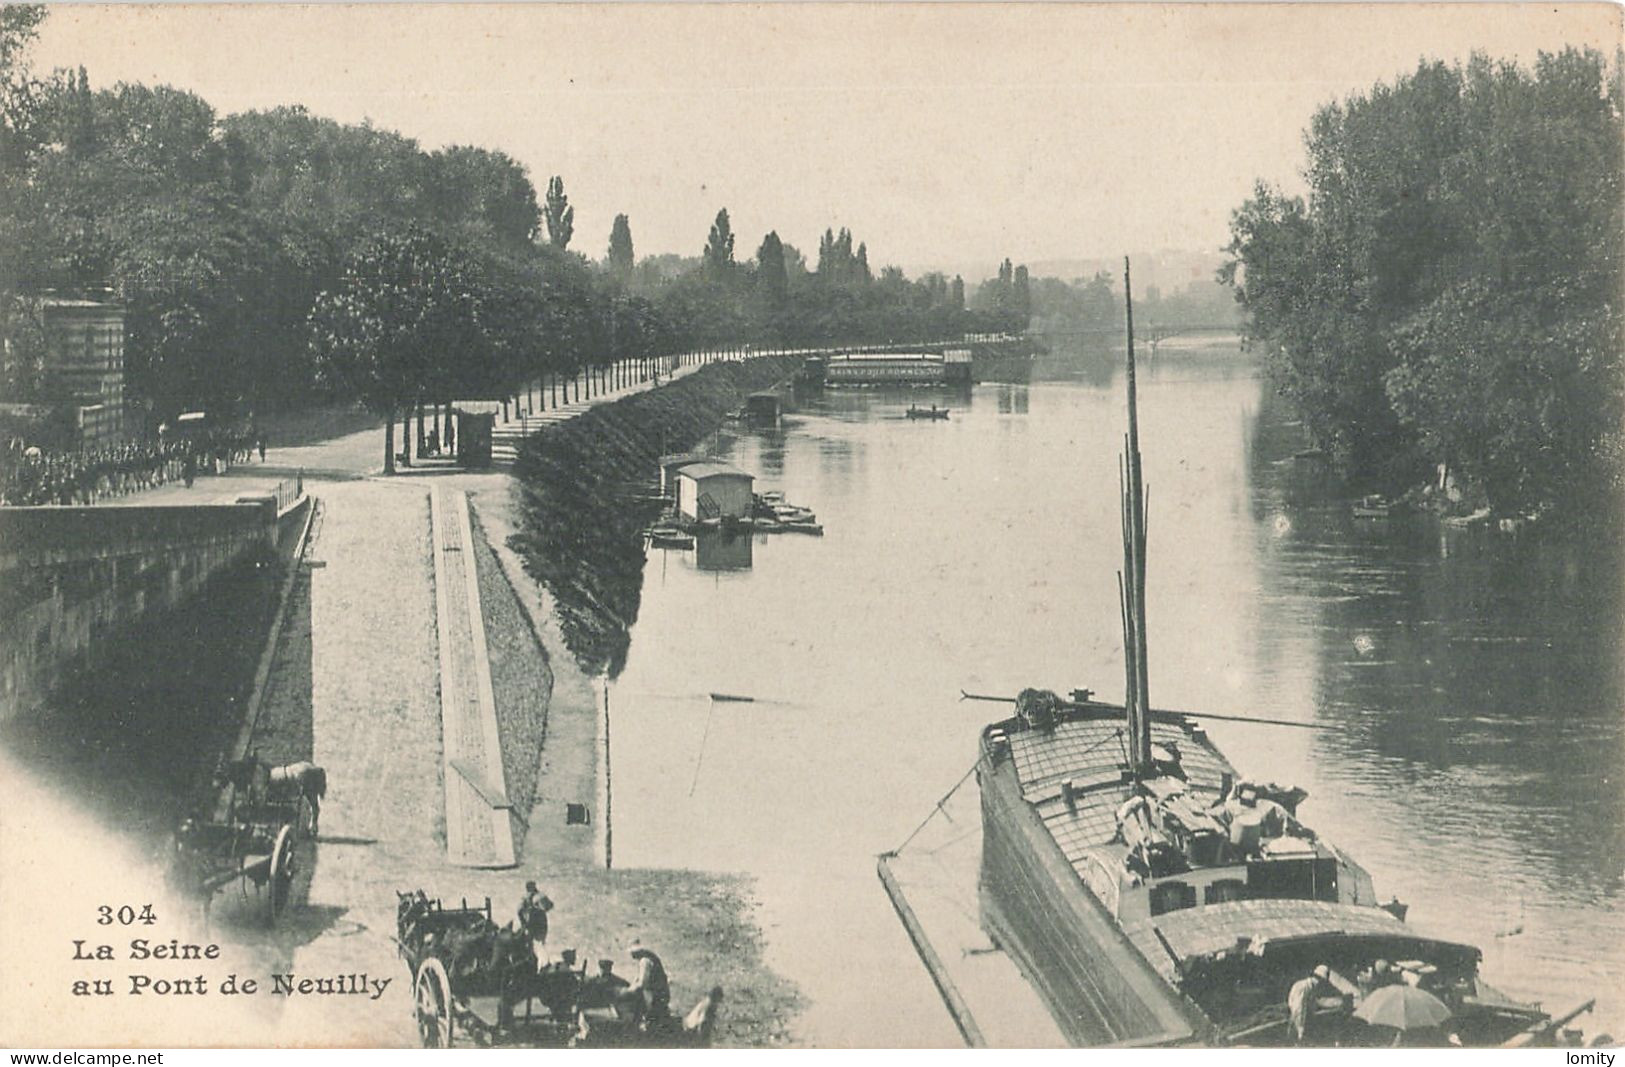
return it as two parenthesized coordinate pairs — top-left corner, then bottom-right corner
(1223, 48), (1622, 519)
(1, 7), (1027, 471)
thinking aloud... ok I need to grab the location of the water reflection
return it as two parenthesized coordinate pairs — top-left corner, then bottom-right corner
(695, 529), (753, 572)
(994, 384), (1029, 415)
(1241, 382), (1624, 1031)
(596, 353), (1622, 1043)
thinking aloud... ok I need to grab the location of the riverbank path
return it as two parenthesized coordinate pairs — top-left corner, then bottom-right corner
(474, 360), (706, 468)
(429, 484), (516, 867)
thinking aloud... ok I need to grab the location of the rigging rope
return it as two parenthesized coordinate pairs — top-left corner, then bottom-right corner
(890, 760), (979, 857)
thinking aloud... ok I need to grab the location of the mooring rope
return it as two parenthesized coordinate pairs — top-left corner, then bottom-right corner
(890, 760), (979, 857)
(688, 695), (719, 797)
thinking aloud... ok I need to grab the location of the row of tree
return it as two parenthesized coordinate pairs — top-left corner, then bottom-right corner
(1223, 48), (1622, 517)
(1, 7), (1028, 468)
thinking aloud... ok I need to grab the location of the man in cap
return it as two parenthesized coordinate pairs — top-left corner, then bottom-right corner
(624, 940), (671, 1027)
(1287, 964), (1332, 1045)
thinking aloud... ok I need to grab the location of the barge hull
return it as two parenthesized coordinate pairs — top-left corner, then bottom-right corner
(978, 757), (1206, 1047)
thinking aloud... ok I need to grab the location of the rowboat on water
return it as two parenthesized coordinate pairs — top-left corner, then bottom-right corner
(1352, 494), (1393, 519)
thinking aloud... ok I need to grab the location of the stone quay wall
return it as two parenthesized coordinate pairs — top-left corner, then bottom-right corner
(0, 501), (284, 722)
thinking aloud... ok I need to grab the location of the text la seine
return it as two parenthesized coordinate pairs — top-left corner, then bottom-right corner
(73, 941), (391, 999)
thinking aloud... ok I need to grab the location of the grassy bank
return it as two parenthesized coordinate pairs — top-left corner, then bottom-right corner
(468, 505), (554, 840)
(480, 356), (805, 1044)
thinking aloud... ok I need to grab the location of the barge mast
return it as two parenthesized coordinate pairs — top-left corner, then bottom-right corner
(1120, 257), (1153, 775)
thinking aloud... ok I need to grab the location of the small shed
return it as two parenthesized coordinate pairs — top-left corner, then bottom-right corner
(676, 462), (754, 522)
(456, 409), (495, 468)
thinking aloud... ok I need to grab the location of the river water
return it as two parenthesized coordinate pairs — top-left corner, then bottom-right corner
(604, 345), (1624, 1047)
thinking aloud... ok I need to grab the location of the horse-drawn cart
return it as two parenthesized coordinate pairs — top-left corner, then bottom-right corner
(165, 756), (322, 926)
(395, 890), (701, 1049)
(169, 816), (299, 925)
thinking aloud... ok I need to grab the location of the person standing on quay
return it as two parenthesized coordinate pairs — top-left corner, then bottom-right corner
(625, 940), (670, 1025)
(518, 881), (553, 965)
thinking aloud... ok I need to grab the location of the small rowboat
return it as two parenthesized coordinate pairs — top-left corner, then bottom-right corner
(1352, 494), (1392, 519)
(906, 405), (950, 420)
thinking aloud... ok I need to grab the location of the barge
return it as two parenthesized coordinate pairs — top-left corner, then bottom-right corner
(818, 351), (972, 387)
(968, 260), (1591, 1048)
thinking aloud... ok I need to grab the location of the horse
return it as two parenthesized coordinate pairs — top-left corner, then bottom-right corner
(268, 761), (327, 834)
(217, 756), (327, 834)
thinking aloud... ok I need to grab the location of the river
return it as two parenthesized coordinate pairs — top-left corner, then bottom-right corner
(602, 343), (1624, 1047)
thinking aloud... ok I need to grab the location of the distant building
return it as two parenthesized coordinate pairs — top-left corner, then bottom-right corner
(822, 352), (972, 386)
(40, 297), (127, 447)
(675, 462), (754, 522)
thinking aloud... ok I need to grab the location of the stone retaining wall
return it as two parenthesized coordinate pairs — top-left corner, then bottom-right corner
(0, 503), (278, 721)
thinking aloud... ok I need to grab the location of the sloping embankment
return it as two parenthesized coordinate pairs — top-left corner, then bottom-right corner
(468, 358), (807, 1044)
(509, 356), (800, 675)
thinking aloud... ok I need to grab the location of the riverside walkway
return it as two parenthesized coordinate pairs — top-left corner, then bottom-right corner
(430, 485), (515, 867)
(472, 358), (705, 467)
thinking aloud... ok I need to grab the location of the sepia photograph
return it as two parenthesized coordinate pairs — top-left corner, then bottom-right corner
(0, 2), (1620, 1052)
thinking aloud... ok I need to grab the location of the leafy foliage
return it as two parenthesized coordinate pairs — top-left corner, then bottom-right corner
(703, 208), (735, 277)
(606, 213), (634, 277)
(543, 174), (573, 250)
(1, 21), (1027, 446)
(1224, 49), (1623, 515)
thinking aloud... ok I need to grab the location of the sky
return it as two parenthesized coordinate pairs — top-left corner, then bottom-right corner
(27, 3), (1622, 280)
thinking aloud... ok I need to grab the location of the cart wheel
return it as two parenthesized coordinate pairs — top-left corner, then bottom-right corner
(415, 958), (453, 1048)
(267, 824), (296, 924)
(296, 795), (314, 840)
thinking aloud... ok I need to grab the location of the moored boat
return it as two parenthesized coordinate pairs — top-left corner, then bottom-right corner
(1352, 494), (1392, 519)
(972, 259), (1591, 1048)
(648, 529), (695, 549)
(906, 404), (950, 420)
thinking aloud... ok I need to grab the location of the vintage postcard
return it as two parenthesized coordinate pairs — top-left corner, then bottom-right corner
(1, 2), (1620, 1052)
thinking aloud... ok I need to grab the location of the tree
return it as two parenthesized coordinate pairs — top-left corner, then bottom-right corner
(755, 230), (787, 303)
(1012, 265), (1031, 328)
(425, 145), (540, 250)
(702, 208), (735, 277)
(607, 213), (634, 277)
(1, 4), (46, 135)
(544, 175), (573, 250)
(308, 228), (483, 474)
(1224, 48), (1623, 515)
(1, 5), (52, 400)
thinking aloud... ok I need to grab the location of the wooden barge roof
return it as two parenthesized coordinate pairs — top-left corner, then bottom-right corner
(1122, 899), (1480, 985)
(988, 705), (1236, 859)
